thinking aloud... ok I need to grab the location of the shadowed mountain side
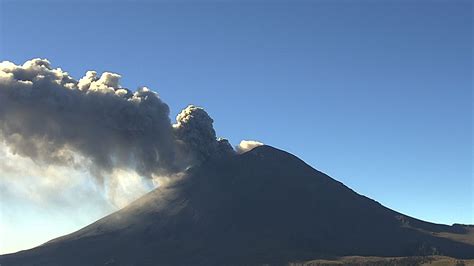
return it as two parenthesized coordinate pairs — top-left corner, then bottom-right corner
(1, 146), (473, 265)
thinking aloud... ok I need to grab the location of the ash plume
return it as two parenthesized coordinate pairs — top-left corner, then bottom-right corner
(173, 105), (234, 166)
(0, 58), (233, 185)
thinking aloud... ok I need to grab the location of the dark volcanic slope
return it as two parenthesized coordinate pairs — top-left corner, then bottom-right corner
(2, 146), (473, 265)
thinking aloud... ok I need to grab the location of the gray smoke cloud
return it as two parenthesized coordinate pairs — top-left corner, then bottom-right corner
(0, 58), (234, 184)
(173, 105), (234, 165)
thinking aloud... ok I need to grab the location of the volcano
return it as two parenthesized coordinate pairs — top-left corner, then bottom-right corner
(1, 145), (473, 265)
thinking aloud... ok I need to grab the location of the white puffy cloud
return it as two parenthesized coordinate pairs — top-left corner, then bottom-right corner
(236, 140), (264, 154)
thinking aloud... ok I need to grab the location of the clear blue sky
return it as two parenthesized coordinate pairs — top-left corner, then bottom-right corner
(0, 0), (472, 253)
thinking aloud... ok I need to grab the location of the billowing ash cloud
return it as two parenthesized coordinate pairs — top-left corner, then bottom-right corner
(0, 58), (233, 183)
(174, 105), (218, 162)
(173, 105), (234, 166)
(236, 140), (264, 154)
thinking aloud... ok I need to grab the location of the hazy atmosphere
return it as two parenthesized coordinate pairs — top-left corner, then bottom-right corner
(0, 0), (472, 257)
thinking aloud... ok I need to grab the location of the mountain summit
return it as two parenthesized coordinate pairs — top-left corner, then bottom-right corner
(2, 145), (473, 265)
